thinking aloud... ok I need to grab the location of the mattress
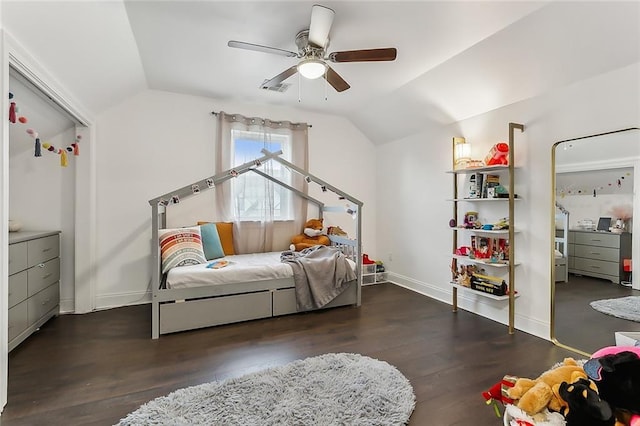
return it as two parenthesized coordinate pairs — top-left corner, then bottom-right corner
(166, 252), (292, 289)
(166, 251), (357, 289)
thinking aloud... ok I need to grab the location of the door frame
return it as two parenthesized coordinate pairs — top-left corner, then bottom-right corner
(1, 29), (95, 413)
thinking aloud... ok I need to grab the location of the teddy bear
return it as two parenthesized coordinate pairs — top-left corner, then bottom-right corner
(507, 357), (587, 416)
(290, 218), (330, 251)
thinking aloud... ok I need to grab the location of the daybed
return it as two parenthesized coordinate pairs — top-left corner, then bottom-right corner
(148, 150), (363, 339)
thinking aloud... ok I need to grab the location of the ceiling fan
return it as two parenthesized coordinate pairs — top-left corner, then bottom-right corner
(227, 4), (397, 93)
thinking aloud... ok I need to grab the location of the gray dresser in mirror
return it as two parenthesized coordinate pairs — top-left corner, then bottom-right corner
(567, 230), (632, 284)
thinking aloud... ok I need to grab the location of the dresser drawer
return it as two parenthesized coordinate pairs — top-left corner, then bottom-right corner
(9, 242), (28, 275)
(573, 244), (620, 263)
(27, 234), (60, 267)
(573, 257), (620, 277)
(8, 301), (28, 342)
(27, 258), (60, 297)
(9, 270), (28, 308)
(28, 283), (59, 325)
(573, 232), (620, 248)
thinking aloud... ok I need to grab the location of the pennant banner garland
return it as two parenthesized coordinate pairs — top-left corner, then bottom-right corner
(556, 173), (630, 198)
(9, 91), (81, 167)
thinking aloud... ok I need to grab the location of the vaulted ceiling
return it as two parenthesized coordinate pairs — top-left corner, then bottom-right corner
(3, 1), (639, 145)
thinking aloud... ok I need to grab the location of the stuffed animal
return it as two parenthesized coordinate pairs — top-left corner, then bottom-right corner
(558, 378), (615, 426)
(585, 347), (640, 426)
(507, 358), (587, 416)
(290, 218), (330, 251)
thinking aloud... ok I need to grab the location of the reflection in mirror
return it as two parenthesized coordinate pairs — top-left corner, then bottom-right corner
(552, 128), (639, 355)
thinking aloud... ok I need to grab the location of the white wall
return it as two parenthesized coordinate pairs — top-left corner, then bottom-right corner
(376, 62), (640, 340)
(94, 89), (377, 309)
(9, 127), (76, 311)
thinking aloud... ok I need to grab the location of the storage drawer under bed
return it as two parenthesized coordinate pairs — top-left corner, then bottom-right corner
(160, 290), (273, 334)
(272, 281), (358, 316)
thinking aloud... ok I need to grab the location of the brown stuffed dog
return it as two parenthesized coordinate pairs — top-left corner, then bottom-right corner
(507, 357), (587, 416)
(290, 218), (330, 251)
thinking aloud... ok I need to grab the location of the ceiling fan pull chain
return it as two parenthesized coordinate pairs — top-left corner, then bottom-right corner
(324, 70), (328, 101)
(298, 73), (302, 103)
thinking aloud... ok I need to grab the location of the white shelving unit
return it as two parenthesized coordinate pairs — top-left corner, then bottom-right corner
(448, 123), (524, 334)
(362, 263), (387, 285)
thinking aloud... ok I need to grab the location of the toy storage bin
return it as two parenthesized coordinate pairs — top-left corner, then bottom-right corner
(362, 264), (376, 284)
(615, 331), (640, 346)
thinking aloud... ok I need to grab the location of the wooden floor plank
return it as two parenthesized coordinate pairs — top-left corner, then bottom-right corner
(2, 283), (579, 425)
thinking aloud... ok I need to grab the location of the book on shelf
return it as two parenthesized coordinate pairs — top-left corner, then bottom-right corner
(482, 174), (500, 198)
(466, 172), (483, 199)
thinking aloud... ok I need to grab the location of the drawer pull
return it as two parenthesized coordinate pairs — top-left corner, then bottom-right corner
(42, 299), (51, 305)
(42, 248), (52, 252)
(590, 252), (601, 255)
(590, 266), (601, 269)
(42, 273), (53, 279)
(38, 263), (45, 268)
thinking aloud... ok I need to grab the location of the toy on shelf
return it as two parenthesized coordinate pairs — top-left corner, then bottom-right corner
(464, 211), (480, 229)
(485, 142), (509, 166)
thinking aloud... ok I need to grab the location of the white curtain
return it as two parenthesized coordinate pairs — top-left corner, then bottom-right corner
(215, 112), (309, 253)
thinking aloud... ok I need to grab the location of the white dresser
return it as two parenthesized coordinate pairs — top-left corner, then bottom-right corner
(8, 230), (61, 351)
(567, 230), (632, 284)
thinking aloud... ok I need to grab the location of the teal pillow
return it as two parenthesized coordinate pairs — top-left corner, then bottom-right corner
(200, 223), (225, 260)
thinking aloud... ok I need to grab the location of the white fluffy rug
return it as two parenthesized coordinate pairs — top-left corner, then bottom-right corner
(590, 295), (640, 322)
(117, 353), (416, 425)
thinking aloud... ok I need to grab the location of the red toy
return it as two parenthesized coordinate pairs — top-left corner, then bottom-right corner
(482, 375), (517, 417)
(485, 142), (509, 166)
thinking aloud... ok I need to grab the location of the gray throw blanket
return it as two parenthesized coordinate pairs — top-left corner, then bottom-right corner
(281, 245), (357, 311)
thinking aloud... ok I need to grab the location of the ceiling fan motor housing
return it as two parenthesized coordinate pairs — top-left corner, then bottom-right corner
(295, 30), (327, 59)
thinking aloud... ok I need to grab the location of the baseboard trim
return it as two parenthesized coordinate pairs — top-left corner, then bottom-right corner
(385, 272), (550, 341)
(95, 291), (151, 310)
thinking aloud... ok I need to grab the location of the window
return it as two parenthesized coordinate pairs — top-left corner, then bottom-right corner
(231, 129), (292, 221)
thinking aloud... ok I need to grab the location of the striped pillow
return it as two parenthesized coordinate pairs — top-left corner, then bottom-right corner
(159, 227), (206, 273)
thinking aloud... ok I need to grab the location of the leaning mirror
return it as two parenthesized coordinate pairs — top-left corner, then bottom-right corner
(551, 127), (639, 355)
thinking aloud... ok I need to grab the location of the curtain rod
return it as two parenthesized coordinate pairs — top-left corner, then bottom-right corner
(211, 111), (312, 128)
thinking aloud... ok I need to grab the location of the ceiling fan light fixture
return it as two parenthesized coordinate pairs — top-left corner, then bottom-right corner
(297, 58), (327, 79)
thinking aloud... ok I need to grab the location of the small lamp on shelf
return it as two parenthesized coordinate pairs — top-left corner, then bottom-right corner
(453, 137), (472, 170)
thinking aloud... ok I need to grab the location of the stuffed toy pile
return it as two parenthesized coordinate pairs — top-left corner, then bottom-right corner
(483, 346), (640, 426)
(290, 218), (330, 251)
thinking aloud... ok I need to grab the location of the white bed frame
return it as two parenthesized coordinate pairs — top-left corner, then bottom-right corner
(555, 203), (569, 283)
(148, 150), (363, 339)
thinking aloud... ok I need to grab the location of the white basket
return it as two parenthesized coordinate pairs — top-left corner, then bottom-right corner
(615, 331), (640, 346)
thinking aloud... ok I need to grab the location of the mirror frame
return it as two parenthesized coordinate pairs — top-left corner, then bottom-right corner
(550, 127), (640, 357)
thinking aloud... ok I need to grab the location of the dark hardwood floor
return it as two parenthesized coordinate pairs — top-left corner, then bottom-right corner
(555, 274), (639, 354)
(2, 283), (578, 425)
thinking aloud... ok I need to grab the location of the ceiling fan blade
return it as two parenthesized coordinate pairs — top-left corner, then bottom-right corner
(308, 4), (335, 48)
(328, 48), (397, 63)
(261, 66), (298, 89)
(228, 40), (297, 58)
(324, 66), (350, 92)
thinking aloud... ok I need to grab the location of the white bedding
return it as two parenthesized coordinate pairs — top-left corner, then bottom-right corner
(165, 251), (357, 289)
(166, 252), (292, 289)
